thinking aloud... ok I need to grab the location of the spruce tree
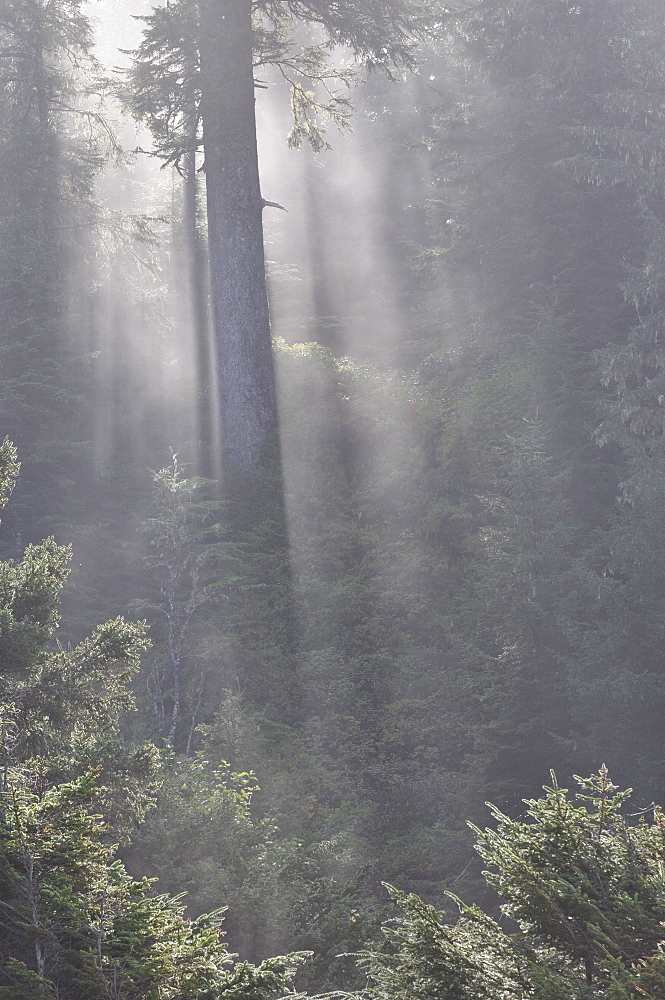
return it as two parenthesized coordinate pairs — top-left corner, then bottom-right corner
(353, 768), (665, 999)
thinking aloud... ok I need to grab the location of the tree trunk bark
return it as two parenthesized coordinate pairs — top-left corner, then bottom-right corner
(182, 146), (213, 476)
(199, 0), (277, 476)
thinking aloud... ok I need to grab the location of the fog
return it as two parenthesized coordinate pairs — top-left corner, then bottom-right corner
(3, 0), (665, 985)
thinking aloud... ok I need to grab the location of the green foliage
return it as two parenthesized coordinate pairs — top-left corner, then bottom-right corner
(120, 0), (202, 169)
(124, 752), (287, 957)
(125, 0), (445, 166)
(0, 765), (307, 999)
(0, 448), (309, 996)
(123, 0), (357, 167)
(0, 503), (158, 836)
(353, 769), (665, 1000)
(0, 439), (19, 509)
(0, 450), (162, 847)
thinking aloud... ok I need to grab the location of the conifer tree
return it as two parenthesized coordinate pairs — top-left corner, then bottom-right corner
(0, 438), (308, 996)
(0, 767), (306, 998)
(0, 0), (112, 539)
(354, 769), (665, 999)
(126, 0), (442, 474)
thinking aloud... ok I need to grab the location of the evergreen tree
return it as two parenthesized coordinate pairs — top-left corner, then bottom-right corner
(126, 0), (443, 474)
(0, 434), (158, 835)
(353, 768), (665, 999)
(0, 0), (111, 539)
(0, 439), (308, 996)
(459, 415), (575, 800)
(0, 766), (306, 999)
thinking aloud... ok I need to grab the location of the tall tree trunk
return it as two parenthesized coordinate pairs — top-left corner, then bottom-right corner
(199, 0), (277, 476)
(182, 146), (213, 476)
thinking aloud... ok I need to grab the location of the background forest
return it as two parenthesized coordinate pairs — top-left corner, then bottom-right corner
(2, 0), (665, 997)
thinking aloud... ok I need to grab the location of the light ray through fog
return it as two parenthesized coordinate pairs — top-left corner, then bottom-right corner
(258, 72), (419, 364)
(82, 0), (205, 477)
(84, 3), (429, 477)
(7, 0), (665, 982)
(256, 65), (434, 676)
(81, 7), (441, 911)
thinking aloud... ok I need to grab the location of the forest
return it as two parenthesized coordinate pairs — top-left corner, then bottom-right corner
(2, 0), (665, 997)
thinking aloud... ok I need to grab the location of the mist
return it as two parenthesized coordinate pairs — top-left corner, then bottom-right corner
(2, 0), (665, 994)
